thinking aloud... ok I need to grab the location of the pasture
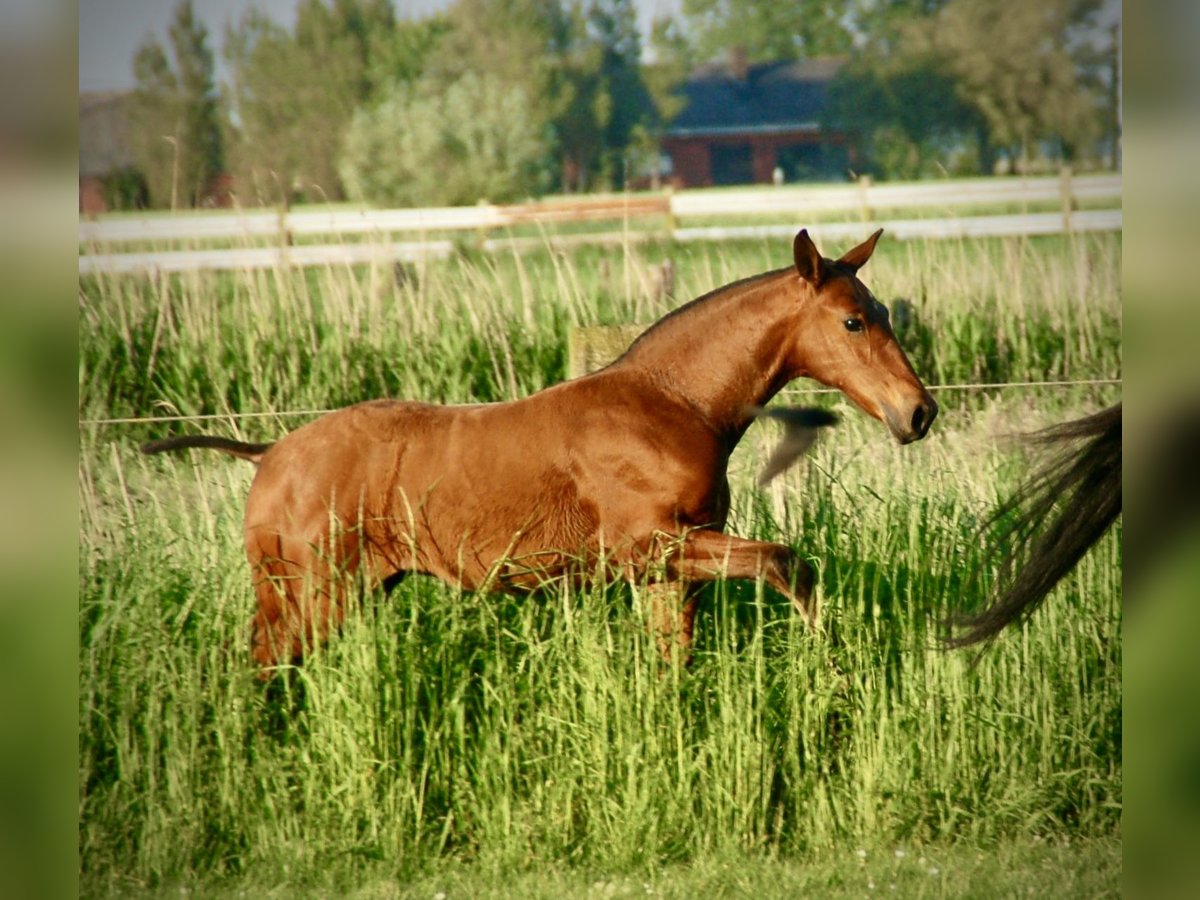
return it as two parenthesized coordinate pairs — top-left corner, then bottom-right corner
(78, 232), (1121, 895)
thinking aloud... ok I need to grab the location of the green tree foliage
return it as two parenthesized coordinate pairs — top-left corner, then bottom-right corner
(423, 0), (605, 192)
(426, 0), (574, 133)
(215, 0), (685, 205)
(826, 0), (1111, 177)
(903, 0), (1108, 168)
(348, 0), (663, 198)
(678, 0), (854, 62)
(826, 59), (981, 180)
(824, 2), (981, 180)
(338, 71), (550, 206)
(586, 0), (656, 185)
(554, 0), (659, 191)
(644, 15), (693, 118)
(127, 0), (223, 208)
(224, 0), (440, 204)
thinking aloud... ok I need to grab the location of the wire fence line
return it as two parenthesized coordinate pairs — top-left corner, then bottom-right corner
(79, 377), (1121, 428)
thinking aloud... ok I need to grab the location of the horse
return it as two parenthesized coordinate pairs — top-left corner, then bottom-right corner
(946, 403), (1121, 646)
(142, 228), (937, 674)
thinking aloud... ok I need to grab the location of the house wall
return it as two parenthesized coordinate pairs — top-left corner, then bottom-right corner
(79, 177), (107, 215)
(664, 140), (712, 188)
(663, 131), (850, 188)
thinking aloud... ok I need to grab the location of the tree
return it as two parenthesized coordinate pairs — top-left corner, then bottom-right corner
(823, 0), (1109, 177)
(222, 11), (310, 205)
(555, 0), (659, 191)
(128, 0), (223, 208)
(642, 16), (692, 132)
(586, 0), (656, 186)
(825, 58), (981, 179)
(425, 0), (574, 132)
(910, 0), (1107, 169)
(224, 0), (438, 204)
(677, 0), (855, 63)
(416, 0), (659, 194)
(338, 71), (550, 207)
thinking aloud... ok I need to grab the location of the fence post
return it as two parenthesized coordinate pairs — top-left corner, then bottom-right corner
(857, 174), (873, 223)
(1059, 165), (1074, 234)
(277, 204), (293, 247)
(476, 198), (492, 251)
(567, 325), (645, 379)
(664, 185), (677, 241)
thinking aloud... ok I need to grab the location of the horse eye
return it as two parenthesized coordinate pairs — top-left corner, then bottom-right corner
(844, 317), (864, 333)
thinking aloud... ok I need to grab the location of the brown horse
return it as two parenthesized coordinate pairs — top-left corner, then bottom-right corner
(142, 229), (937, 673)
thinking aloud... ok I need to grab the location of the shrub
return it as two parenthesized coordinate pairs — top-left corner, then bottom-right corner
(339, 70), (551, 207)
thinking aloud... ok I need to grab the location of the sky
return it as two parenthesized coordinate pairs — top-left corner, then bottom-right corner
(78, 0), (683, 93)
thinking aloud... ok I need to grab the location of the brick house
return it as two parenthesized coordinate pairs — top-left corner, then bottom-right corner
(79, 90), (233, 212)
(662, 54), (854, 188)
(79, 91), (141, 214)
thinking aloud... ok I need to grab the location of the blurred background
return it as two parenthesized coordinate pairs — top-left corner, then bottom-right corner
(76, 0), (1121, 211)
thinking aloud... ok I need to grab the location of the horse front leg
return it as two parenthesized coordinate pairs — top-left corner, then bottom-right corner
(663, 529), (818, 629)
(641, 581), (700, 665)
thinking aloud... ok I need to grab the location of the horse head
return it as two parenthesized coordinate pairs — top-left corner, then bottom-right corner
(788, 228), (937, 444)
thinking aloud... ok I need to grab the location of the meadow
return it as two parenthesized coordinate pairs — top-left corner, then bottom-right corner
(78, 230), (1121, 896)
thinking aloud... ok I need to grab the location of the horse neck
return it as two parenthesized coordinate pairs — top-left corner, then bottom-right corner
(615, 268), (801, 437)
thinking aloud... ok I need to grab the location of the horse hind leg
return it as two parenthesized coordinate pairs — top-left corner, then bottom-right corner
(247, 533), (413, 677)
(246, 540), (355, 677)
(249, 575), (342, 677)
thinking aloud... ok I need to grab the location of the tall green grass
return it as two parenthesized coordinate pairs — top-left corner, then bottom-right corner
(78, 232), (1121, 894)
(79, 234), (1120, 428)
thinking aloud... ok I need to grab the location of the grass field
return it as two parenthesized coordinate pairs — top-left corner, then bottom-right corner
(78, 231), (1121, 896)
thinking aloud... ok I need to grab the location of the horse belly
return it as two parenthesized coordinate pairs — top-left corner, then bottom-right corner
(399, 459), (602, 591)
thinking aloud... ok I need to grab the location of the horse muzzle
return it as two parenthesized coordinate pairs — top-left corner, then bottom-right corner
(885, 394), (938, 444)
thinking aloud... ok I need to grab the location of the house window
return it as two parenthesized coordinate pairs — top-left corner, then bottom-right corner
(710, 143), (754, 186)
(777, 142), (850, 183)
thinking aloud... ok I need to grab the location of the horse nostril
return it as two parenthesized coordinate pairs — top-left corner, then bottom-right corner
(910, 398), (937, 437)
(910, 406), (924, 436)
(911, 402), (932, 437)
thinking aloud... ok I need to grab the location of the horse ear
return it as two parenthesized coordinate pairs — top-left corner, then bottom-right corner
(793, 229), (826, 286)
(837, 228), (884, 272)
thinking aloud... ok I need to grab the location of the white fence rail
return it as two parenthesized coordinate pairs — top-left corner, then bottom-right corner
(669, 173), (1120, 217)
(674, 209), (1123, 244)
(78, 173), (1120, 275)
(78, 209), (1122, 276)
(78, 206), (501, 243)
(78, 196), (669, 244)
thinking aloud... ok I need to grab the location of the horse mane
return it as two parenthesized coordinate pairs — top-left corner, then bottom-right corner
(946, 403), (1122, 647)
(615, 266), (793, 364)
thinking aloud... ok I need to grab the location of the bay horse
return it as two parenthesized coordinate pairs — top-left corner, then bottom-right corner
(142, 229), (937, 673)
(947, 403), (1121, 646)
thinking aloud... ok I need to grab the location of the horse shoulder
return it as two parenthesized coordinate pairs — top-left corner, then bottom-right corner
(546, 371), (730, 532)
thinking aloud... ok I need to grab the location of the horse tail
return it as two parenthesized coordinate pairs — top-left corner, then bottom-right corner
(141, 434), (274, 464)
(946, 402), (1122, 647)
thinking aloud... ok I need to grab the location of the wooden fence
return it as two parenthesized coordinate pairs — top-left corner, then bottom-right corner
(79, 172), (1121, 275)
